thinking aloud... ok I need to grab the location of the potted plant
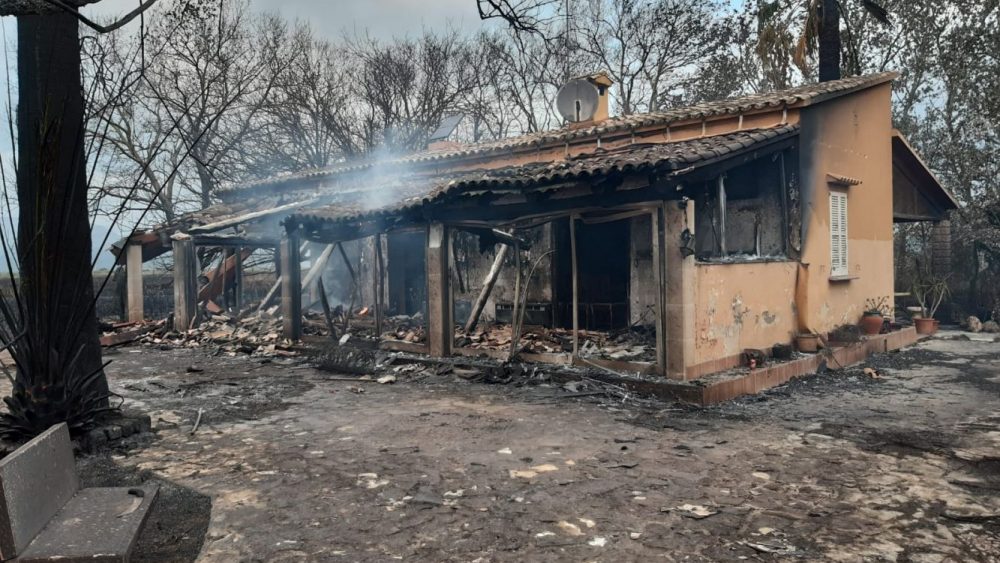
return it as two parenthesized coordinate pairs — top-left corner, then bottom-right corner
(795, 333), (821, 353)
(912, 275), (950, 335)
(860, 296), (890, 336)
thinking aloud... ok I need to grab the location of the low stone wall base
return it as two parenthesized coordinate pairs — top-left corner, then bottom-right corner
(665, 327), (921, 405)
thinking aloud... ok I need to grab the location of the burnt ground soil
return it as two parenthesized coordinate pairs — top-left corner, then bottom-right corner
(61, 333), (1000, 561)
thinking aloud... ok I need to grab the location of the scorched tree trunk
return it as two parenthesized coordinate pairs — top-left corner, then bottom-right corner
(14, 13), (109, 416)
(818, 0), (841, 82)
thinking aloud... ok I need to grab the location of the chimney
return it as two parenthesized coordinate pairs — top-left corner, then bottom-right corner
(585, 72), (613, 123)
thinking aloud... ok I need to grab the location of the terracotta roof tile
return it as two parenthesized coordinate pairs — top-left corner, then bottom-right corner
(288, 124), (799, 226)
(222, 72), (894, 195)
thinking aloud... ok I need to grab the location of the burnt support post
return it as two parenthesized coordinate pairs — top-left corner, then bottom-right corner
(465, 244), (509, 334)
(426, 223), (452, 357)
(651, 207), (667, 374)
(125, 241), (144, 322)
(172, 234), (199, 332)
(716, 175), (727, 256)
(233, 247), (244, 314)
(664, 200), (695, 380)
(280, 230), (303, 340)
(570, 214), (580, 356)
(221, 247), (234, 311)
(374, 233), (385, 338)
(931, 220), (951, 278)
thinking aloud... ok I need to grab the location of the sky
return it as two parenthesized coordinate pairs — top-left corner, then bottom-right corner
(86, 0), (488, 39)
(0, 0), (494, 271)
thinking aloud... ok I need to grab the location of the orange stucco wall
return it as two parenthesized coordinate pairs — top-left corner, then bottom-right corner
(797, 83), (895, 333)
(680, 85), (895, 377)
(692, 261), (798, 366)
(355, 84), (894, 378)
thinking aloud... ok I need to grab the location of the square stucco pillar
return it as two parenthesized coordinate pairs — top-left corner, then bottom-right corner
(931, 220), (951, 278)
(426, 223), (452, 357)
(664, 200), (696, 380)
(125, 241), (144, 322)
(280, 231), (303, 340)
(172, 234), (199, 332)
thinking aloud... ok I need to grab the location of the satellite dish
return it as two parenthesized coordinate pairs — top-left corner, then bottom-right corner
(556, 79), (600, 122)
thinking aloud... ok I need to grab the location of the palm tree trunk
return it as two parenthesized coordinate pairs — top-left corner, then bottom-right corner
(16, 14), (109, 404)
(818, 0), (841, 81)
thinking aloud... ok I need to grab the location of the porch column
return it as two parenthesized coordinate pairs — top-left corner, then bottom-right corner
(426, 223), (452, 357)
(280, 230), (303, 340)
(233, 247), (244, 314)
(931, 219), (951, 278)
(570, 214), (579, 356)
(664, 200), (696, 380)
(125, 241), (144, 322)
(374, 233), (385, 338)
(172, 233), (199, 332)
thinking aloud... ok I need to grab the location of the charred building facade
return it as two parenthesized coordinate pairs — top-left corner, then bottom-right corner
(116, 72), (957, 383)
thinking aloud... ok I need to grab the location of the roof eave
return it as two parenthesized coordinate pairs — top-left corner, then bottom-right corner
(892, 129), (960, 210)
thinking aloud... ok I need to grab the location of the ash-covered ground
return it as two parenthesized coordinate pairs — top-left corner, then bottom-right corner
(69, 333), (1000, 561)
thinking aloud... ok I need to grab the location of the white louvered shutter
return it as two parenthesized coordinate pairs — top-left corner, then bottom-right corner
(829, 192), (849, 277)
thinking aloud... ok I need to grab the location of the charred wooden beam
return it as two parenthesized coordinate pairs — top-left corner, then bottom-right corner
(570, 214), (579, 356)
(301, 244), (335, 292)
(717, 175), (727, 256)
(464, 244), (508, 334)
(651, 206), (667, 375)
(455, 227), (531, 249)
(189, 198), (317, 234)
(258, 276), (281, 314)
(317, 277), (338, 340)
(198, 248), (252, 305)
(190, 234), (278, 248)
(374, 234), (385, 338)
(336, 242), (359, 288)
(667, 137), (797, 185)
(233, 247), (244, 314)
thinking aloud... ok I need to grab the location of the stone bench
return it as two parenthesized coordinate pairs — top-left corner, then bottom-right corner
(0, 423), (158, 562)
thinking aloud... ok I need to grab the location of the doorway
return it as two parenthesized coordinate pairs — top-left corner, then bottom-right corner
(553, 217), (631, 330)
(387, 229), (427, 317)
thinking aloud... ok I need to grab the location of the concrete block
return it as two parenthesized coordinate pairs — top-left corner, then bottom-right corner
(134, 415), (152, 434)
(84, 428), (108, 453)
(119, 420), (135, 438)
(0, 423), (79, 559)
(18, 484), (159, 563)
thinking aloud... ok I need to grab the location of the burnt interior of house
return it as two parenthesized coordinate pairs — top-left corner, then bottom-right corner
(553, 217), (631, 331)
(387, 230), (427, 318)
(134, 125), (804, 376)
(693, 151), (794, 261)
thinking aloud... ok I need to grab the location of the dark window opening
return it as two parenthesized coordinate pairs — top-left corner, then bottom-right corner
(387, 230), (427, 317)
(694, 150), (794, 261)
(553, 217), (631, 330)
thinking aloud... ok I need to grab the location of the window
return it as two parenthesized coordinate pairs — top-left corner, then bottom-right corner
(829, 191), (849, 277)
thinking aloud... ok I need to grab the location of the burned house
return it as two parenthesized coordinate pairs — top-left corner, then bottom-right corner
(117, 71), (957, 386)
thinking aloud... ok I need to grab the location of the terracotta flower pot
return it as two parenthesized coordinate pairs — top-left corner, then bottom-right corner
(914, 317), (937, 335)
(860, 314), (883, 336)
(796, 333), (821, 353)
